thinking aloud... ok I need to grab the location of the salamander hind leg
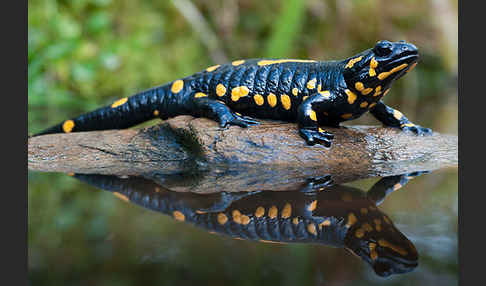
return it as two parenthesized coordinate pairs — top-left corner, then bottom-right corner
(191, 97), (260, 128)
(297, 93), (335, 147)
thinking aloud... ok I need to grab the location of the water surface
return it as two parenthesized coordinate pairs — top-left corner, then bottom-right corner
(28, 168), (457, 285)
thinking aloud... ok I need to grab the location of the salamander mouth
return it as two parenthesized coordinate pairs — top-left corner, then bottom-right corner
(384, 53), (419, 70)
(372, 255), (418, 277)
(380, 53), (419, 81)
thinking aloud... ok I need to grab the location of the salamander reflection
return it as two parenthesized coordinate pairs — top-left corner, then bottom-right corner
(75, 172), (428, 277)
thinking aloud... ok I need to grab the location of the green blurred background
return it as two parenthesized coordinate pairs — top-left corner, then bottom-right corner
(28, 0), (458, 285)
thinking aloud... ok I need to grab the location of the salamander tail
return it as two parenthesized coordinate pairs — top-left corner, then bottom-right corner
(33, 85), (174, 136)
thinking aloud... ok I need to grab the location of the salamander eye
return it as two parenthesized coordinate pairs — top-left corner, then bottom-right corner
(374, 41), (393, 57)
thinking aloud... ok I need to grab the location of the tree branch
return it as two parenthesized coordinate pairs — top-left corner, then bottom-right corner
(28, 116), (457, 193)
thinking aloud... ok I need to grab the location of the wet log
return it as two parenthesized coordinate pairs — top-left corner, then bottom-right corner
(28, 116), (457, 193)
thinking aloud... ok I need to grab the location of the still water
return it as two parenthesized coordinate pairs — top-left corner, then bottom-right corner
(28, 167), (457, 285)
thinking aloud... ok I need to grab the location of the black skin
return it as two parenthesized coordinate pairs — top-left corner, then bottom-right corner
(34, 40), (432, 147)
(74, 171), (429, 277)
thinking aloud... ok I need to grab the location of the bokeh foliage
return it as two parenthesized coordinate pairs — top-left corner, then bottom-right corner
(28, 1), (458, 285)
(28, 0), (457, 134)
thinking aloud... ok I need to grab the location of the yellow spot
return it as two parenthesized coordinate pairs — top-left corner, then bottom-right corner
(393, 110), (403, 120)
(360, 101), (369, 108)
(281, 203), (292, 218)
(206, 65), (220, 72)
(232, 60), (245, 66)
(407, 62), (417, 73)
(378, 63), (408, 80)
(346, 213), (357, 228)
(369, 103), (377, 109)
(369, 68), (376, 77)
(267, 93), (277, 107)
(341, 193), (353, 202)
(393, 183), (402, 191)
(355, 228), (365, 238)
(153, 110), (159, 116)
(268, 206), (278, 219)
(231, 86), (250, 101)
(62, 120), (75, 133)
(241, 215), (251, 225)
(292, 217), (300, 225)
(383, 216), (391, 224)
(341, 113), (353, 119)
(318, 127), (325, 133)
(345, 89), (357, 104)
(363, 223), (373, 232)
(113, 192), (129, 202)
(171, 80), (184, 93)
(373, 86), (382, 97)
(360, 208), (368, 215)
(232, 210), (242, 224)
(216, 84), (227, 97)
(319, 90), (330, 98)
(255, 206), (265, 218)
(374, 219), (382, 232)
(307, 200), (317, 212)
(369, 243), (378, 260)
(383, 89), (390, 96)
(194, 92), (207, 98)
(307, 224), (317, 235)
(257, 59), (316, 66)
(370, 57), (378, 68)
(292, 87), (299, 96)
(369, 57), (378, 77)
(280, 94), (291, 110)
(111, 97), (128, 108)
(217, 213), (228, 225)
(302, 96), (309, 101)
(378, 239), (408, 256)
(317, 84), (322, 92)
(309, 110), (317, 121)
(345, 56), (363, 68)
(319, 220), (331, 229)
(253, 94), (264, 106)
(362, 88), (373, 95)
(306, 78), (317, 89)
(173, 211), (185, 221)
(401, 123), (415, 128)
(67, 172), (75, 176)
(355, 82), (364, 91)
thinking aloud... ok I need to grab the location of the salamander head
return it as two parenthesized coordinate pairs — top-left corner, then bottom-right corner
(344, 214), (419, 277)
(342, 40), (419, 97)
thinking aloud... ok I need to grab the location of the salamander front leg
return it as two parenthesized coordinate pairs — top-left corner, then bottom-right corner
(366, 171), (430, 205)
(297, 93), (335, 147)
(192, 97), (259, 128)
(369, 101), (432, 135)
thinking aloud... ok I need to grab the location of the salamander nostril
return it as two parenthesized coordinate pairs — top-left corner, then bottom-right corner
(401, 44), (418, 53)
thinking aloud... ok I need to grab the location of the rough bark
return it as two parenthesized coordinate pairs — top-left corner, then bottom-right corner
(28, 116), (457, 193)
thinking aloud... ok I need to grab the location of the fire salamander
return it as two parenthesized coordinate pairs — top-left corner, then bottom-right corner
(35, 40), (431, 147)
(75, 172), (428, 276)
